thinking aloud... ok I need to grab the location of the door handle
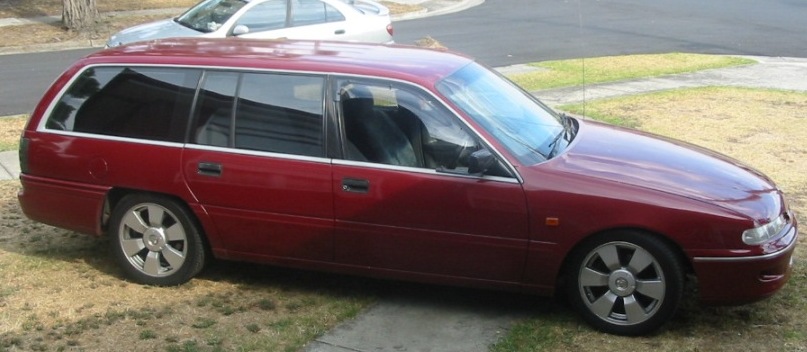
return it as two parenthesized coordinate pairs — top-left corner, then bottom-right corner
(334, 29), (346, 35)
(198, 162), (223, 177)
(342, 178), (369, 193)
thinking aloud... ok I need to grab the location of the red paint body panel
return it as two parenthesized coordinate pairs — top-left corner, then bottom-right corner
(694, 221), (797, 304)
(18, 175), (108, 236)
(17, 38), (798, 308)
(332, 163), (529, 282)
(182, 148), (334, 261)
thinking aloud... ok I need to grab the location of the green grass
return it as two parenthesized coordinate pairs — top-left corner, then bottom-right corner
(506, 53), (755, 91)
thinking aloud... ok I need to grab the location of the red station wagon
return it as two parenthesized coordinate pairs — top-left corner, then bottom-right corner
(18, 38), (798, 335)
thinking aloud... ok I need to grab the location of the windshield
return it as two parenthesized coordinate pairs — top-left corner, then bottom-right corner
(176, 0), (248, 33)
(436, 62), (567, 165)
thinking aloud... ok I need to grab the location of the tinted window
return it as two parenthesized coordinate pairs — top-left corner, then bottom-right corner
(193, 71), (239, 147)
(193, 71), (325, 157)
(47, 67), (201, 143)
(339, 81), (480, 171)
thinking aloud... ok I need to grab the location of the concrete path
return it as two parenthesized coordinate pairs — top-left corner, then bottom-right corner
(529, 56), (807, 106)
(304, 286), (533, 352)
(0, 150), (19, 180)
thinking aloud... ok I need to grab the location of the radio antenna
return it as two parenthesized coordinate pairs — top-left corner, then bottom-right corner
(576, 0), (586, 117)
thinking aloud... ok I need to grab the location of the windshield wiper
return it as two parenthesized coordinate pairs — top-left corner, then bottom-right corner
(548, 113), (573, 158)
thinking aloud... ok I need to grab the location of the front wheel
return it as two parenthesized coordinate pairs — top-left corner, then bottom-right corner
(566, 231), (684, 335)
(109, 194), (206, 286)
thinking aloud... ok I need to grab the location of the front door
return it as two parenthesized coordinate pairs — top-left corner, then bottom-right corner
(332, 79), (529, 282)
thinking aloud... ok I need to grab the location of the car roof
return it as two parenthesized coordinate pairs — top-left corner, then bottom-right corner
(82, 38), (475, 87)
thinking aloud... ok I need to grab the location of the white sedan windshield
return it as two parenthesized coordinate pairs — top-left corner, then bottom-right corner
(436, 63), (565, 165)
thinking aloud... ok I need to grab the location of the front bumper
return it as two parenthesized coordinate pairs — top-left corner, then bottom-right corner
(692, 217), (798, 305)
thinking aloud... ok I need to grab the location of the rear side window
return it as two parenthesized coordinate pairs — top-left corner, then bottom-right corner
(46, 66), (201, 143)
(292, 0), (345, 26)
(236, 0), (288, 32)
(193, 71), (325, 157)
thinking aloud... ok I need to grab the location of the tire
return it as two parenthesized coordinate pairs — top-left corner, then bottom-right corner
(566, 231), (684, 335)
(109, 194), (206, 286)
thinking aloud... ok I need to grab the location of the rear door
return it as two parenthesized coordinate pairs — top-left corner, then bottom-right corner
(331, 79), (530, 282)
(183, 70), (333, 261)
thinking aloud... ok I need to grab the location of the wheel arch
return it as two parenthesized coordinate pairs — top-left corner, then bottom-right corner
(101, 188), (214, 258)
(554, 227), (693, 299)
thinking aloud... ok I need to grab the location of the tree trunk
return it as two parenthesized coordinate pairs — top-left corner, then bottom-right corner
(62, 0), (99, 31)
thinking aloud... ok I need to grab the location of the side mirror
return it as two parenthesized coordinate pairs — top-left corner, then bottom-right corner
(232, 25), (250, 36)
(468, 149), (495, 175)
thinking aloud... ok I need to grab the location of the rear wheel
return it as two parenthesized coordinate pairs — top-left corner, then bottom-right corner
(109, 194), (205, 286)
(566, 231), (684, 335)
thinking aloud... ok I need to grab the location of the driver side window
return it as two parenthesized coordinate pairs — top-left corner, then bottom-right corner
(338, 81), (483, 173)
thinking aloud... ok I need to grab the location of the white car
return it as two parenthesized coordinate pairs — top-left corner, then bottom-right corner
(106, 0), (394, 47)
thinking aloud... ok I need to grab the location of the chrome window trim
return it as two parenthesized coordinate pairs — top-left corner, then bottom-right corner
(184, 143), (331, 164)
(332, 158), (520, 184)
(330, 73), (525, 184)
(38, 63), (525, 184)
(33, 129), (186, 148)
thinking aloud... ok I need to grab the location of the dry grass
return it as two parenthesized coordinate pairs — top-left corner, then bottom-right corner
(0, 0), (197, 18)
(414, 35), (446, 49)
(563, 87), (807, 201)
(0, 0), (411, 17)
(494, 87), (807, 352)
(0, 115), (26, 151)
(0, 13), (170, 46)
(0, 180), (373, 351)
(380, 1), (422, 16)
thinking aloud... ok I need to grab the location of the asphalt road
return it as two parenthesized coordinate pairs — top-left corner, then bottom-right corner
(394, 0), (807, 65)
(2, 0), (806, 116)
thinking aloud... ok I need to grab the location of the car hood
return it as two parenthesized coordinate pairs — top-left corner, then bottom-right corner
(543, 118), (779, 217)
(107, 19), (202, 46)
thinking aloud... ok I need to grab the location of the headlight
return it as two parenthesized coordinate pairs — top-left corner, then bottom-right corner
(742, 214), (787, 245)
